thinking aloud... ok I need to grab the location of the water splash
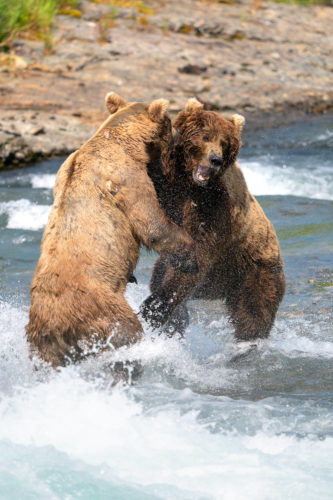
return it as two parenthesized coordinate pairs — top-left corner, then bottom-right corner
(0, 199), (51, 231)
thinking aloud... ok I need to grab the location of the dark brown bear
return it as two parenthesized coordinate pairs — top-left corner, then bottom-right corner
(141, 98), (285, 340)
(26, 93), (197, 368)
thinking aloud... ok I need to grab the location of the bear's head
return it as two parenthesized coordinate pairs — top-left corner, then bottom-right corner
(94, 92), (171, 159)
(168, 98), (245, 187)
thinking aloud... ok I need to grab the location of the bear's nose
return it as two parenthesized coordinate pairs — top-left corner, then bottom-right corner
(209, 155), (222, 167)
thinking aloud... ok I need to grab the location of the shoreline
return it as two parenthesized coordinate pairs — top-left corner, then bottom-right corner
(1, 106), (332, 171)
(1, 0), (333, 169)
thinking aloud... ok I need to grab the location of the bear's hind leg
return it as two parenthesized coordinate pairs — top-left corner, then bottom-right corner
(226, 263), (285, 341)
(98, 297), (143, 350)
(95, 298), (144, 383)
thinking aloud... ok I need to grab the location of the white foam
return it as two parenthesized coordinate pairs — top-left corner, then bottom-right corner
(30, 173), (56, 189)
(241, 160), (333, 200)
(12, 235), (29, 245)
(0, 199), (51, 230)
(0, 298), (332, 498)
(0, 369), (332, 500)
(315, 129), (333, 142)
(268, 317), (333, 359)
(0, 302), (38, 393)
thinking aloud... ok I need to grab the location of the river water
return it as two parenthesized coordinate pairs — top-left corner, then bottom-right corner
(0, 115), (332, 499)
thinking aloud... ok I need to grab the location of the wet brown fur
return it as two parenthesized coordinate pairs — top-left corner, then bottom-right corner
(26, 95), (196, 367)
(142, 99), (285, 340)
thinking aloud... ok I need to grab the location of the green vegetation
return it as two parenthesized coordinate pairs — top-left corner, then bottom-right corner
(0, 0), (156, 47)
(106, 1), (154, 15)
(314, 281), (333, 288)
(90, 0), (154, 16)
(93, 1), (155, 36)
(0, 0), (331, 48)
(0, 0), (78, 47)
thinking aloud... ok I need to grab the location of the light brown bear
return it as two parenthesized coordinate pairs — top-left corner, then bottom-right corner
(26, 93), (197, 368)
(141, 98), (285, 340)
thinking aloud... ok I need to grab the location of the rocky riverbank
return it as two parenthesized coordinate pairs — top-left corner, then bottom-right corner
(1, 0), (332, 169)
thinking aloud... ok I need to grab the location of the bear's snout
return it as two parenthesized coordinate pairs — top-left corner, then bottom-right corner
(209, 155), (222, 168)
(194, 155), (222, 186)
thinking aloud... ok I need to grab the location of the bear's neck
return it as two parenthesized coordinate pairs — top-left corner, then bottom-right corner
(148, 153), (228, 227)
(110, 132), (152, 165)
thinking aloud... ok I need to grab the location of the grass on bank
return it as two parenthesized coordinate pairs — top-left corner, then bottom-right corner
(0, 0), (78, 47)
(0, 0), (155, 47)
(0, 0), (331, 49)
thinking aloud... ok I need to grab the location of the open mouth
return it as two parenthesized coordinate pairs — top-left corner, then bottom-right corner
(194, 165), (213, 185)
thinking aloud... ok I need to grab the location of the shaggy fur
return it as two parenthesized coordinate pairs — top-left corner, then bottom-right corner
(141, 98), (285, 340)
(26, 94), (197, 368)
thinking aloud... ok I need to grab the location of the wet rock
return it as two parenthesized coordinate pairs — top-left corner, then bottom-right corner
(55, 16), (99, 42)
(79, 0), (112, 21)
(0, 111), (95, 169)
(30, 126), (45, 136)
(178, 64), (207, 75)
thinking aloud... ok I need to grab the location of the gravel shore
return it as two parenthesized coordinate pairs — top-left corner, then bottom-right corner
(1, 0), (332, 168)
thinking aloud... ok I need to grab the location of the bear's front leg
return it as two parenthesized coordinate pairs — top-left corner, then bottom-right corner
(162, 303), (190, 337)
(140, 255), (205, 331)
(140, 294), (190, 337)
(125, 187), (199, 274)
(140, 291), (171, 330)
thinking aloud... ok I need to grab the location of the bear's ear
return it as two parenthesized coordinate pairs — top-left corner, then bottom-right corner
(184, 98), (204, 113)
(231, 114), (245, 134)
(105, 92), (127, 115)
(148, 98), (169, 122)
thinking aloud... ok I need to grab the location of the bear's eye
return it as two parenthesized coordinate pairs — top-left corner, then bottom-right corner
(189, 143), (201, 154)
(202, 135), (209, 142)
